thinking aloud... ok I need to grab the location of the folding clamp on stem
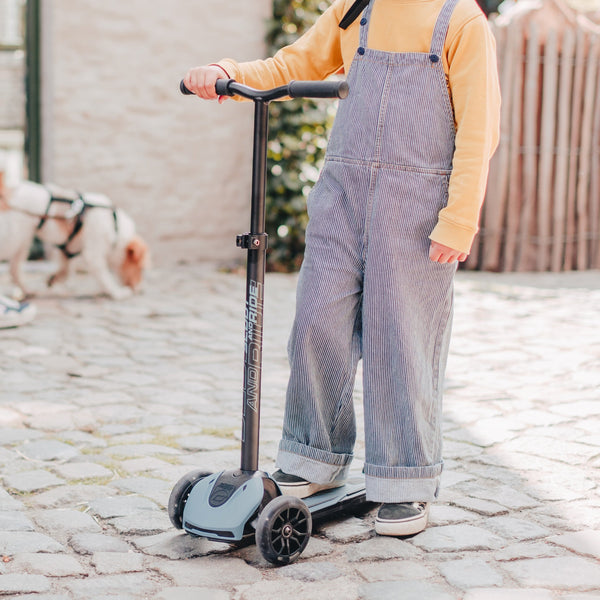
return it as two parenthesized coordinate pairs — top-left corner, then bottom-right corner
(236, 233), (268, 250)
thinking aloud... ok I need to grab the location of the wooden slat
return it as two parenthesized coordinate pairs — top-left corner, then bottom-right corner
(465, 21), (506, 271)
(564, 29), (587, 270)
(503, 20), (525, 272)
(591, 56), (600, 269)
(482, 21), (518, 271)
(537, 28), (559, 271)
(551, 27), (576, 272)
(516, 21), (541, 272)
(576, 36), (599, 269)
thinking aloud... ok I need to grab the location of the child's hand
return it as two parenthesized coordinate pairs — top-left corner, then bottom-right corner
(429, 241), (468, 264)
(183, 65), (229, 103)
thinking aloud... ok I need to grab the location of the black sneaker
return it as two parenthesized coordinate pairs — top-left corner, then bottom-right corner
(375, 502), (429, 536)
(271, 469), (345, 499)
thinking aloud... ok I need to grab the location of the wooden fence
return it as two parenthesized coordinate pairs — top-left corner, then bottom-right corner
(466, 15), (600, 272)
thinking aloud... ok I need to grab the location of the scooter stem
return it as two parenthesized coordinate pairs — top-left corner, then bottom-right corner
(240, 99), (269, 472)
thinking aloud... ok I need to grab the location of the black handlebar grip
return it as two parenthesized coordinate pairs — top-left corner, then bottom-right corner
(288, 80), (349, 99)
(180, 80), (193, 95)
(215, 79), (235, 97)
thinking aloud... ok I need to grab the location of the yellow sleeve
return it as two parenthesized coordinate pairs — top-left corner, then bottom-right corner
(217, 0), (347, 92)
(429, 13), (501, 254)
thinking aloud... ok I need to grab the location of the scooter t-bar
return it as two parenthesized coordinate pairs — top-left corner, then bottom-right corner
(180, 77), (348, 472)
(180, 78), (349, 101)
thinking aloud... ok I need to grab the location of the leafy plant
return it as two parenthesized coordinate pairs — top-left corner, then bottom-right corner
(265, 0), (335, 271)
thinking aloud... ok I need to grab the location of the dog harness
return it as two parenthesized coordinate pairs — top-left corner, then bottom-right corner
(36, 191), (119, 259)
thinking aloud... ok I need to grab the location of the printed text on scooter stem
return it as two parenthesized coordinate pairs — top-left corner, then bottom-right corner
(244, 280), (263, 412)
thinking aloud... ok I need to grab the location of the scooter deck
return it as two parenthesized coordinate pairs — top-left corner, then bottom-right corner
(302, 477), (369, 521)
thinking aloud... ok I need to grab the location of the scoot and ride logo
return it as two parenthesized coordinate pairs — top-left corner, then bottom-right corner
(244, 280), (263, 413)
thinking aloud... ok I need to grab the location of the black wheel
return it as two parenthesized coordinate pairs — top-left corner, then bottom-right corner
(168, 469), (211, 529)
(255, 495), (312, 565)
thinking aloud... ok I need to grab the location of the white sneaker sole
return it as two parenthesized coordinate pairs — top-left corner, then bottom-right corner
(375, 504), (429, 536)
(277, 480), (345, 499)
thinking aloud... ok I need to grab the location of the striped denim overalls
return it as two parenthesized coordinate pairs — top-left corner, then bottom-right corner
(277, 0), (459, 503)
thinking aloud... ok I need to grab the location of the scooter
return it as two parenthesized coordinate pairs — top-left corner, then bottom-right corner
(169, 78), (368, 565)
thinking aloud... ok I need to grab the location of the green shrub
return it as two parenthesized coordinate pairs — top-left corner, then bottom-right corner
(265, 0), (335, 272)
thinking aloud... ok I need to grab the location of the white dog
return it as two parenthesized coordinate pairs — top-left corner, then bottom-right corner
(0, 181), (148, 300)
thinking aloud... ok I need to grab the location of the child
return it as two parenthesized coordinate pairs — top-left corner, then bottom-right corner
(184, 0), (500, 536)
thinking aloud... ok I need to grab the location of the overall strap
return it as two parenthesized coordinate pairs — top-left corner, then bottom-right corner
(339, 0), (371, 30)
(430, 0), (461, 57)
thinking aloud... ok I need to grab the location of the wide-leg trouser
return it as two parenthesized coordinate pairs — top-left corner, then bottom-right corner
(276, 160), (456, 503)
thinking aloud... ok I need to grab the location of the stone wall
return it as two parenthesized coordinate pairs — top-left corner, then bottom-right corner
(41, 0), (272, 265)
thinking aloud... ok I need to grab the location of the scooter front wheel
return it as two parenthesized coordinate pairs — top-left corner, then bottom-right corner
(255, 495), (312, 565)
(168, 469), (211, 529)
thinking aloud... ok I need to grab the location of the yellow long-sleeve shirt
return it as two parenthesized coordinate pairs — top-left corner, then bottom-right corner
(217, 0), (501, 254)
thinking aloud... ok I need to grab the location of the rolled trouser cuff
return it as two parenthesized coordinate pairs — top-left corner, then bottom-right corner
(364, 462), (443, 503)
(277, 439), (353, 484)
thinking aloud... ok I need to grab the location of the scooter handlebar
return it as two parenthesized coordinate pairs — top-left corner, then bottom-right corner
(180, 79), (349, 101)
(288, 80), (349, 99)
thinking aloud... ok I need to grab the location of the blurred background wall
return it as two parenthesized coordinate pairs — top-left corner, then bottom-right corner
(34, 0), (271, 266)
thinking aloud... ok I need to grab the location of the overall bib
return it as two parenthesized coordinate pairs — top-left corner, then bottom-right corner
(277, 0), (459, 503)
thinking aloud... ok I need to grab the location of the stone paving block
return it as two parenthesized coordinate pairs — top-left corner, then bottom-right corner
(156, 587), (230, 600)
(131, 531), (229, 560)
(87, 495), (161, 518)
(450, 497), (509, 516)
(438, 557), (504, 589)
(503, 556), (600, 590)
(51, 462), (113, 481)
(494, 541), (567, 561)
(561, 595), (600, 600)
(0, 531), (65, 554)
(429, 504), (475, 526)
(109, 511), (172, 535)
(105, 444), (181, 458)
(63, 572), (159, 599)
(238, 579), (360, 600)
(17, 440), (80, 462)
(549, 530), (600, 560)
(69, 532), (131, 555)
(358, 580), (455, 600)
(0, 574), (51, 594)
(91, 551), (145, 574)
(355, 559), (435, 582)
(483, 516), (551, 542)
(276, 560), (344, 582)
(179, 435), (236, 452)
(344, 536), (421, 562)
(460, 485), (540, 511)
(33, 508), (102, 534)
(157, 555), (262, 587)
(3, 469), (65, 493)
(109, 476), (172, 503)
(0, 510), (35, 531)
(319, 517), (374, 543)
(462, 589), (556, 600)
(411, 524), (506, 552)
(8, 553), (88, 577)
(119, 457), (173, 474)
(28, 484), (113, 509)
(0, 428), (45, 446)
(0, 488), (23, 511)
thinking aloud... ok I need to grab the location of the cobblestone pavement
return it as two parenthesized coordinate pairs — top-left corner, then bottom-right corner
(0, 263), (599, 600)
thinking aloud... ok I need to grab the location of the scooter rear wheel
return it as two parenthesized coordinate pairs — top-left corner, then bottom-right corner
(256, 495), (312, 565)
(168, 469), (211, 529)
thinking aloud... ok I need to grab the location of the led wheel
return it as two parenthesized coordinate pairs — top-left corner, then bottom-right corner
(168, 469), (211, 529)
(256, 495), (312, 565)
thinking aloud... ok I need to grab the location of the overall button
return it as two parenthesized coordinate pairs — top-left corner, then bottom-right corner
(429, 54), (440, 63)
(360, 18), (367, 25)
(358, 47), (365, 55)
